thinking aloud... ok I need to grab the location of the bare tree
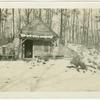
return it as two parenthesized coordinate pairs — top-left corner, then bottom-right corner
(18, 9), (22, 31)
(12, 9), (15, 39)
(59, 9), (64, 45)
(72, 9), (76, 43)
(0, 9), (1, 39)
(24, 9), (32, 24)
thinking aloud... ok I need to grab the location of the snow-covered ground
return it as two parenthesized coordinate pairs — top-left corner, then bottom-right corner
(0, 44), (100, 91)
(0, 58), (100, 92)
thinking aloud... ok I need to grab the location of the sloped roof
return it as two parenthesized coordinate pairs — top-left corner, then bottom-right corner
(20, 19), (58, 39)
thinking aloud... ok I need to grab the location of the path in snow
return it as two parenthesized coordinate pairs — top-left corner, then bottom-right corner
(0, 59), (100, 91)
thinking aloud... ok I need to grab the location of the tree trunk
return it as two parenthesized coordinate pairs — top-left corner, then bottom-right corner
(87, 9), (90, 45)
(90, 9), (94, 45)
(59, 9), (63, 45)
(18, 9), (21, 31)
(72, 9), (75, 43)
(12, 9), (15, 39)
(39, 9), (42, 20)
(0, 9), (2, 39)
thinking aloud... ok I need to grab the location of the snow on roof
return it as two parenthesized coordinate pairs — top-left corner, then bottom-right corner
(20, 19), (58, 39)
(20, 34), (53, 39)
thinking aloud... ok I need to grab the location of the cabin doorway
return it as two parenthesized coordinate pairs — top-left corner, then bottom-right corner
(24, 40), (33, 58)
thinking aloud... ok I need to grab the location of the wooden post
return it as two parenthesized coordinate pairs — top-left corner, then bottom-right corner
(22, 44), (23, 59)
(19, 38), (22, 59)
(32, 44), (34, 59)
(23, 44), (25, 58)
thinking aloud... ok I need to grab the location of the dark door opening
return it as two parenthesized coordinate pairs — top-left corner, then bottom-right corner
(24, 40), (33, 58)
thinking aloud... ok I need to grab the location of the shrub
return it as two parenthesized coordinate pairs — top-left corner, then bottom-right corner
(71, 55), (87, 70)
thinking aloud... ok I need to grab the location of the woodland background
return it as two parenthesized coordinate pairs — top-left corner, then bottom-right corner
(0, 9), (100, 48)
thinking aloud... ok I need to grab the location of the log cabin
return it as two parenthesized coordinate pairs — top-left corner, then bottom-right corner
(18, 19), (58, 59)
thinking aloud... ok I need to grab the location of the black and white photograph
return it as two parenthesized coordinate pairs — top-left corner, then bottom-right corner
(0, 2), (100, 93)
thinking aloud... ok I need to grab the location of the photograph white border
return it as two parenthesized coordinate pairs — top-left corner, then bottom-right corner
(0, 92), (99, 98)
(0, 2), (100, 8)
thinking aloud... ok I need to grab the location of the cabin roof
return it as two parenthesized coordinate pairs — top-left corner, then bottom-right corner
(20, 19), (58, 39)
